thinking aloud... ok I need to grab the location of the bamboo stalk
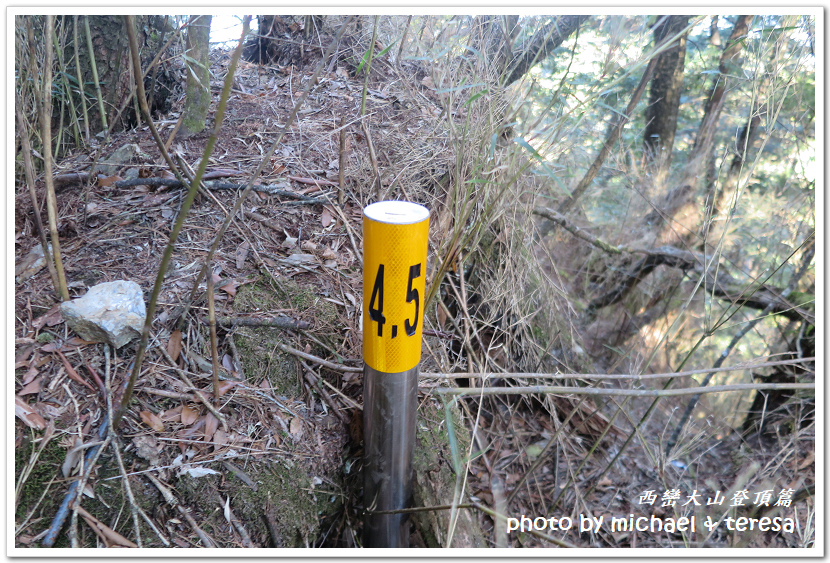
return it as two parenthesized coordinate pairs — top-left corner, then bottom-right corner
(359, 16), (378, 117)
(16, 102), (60, 292)
(83, 16), (108, 134)
(421, 357), (814, 382)
(397, 16), (412, 63)
(52, 21), (81, 148)
(338, 114), (346, 205)
(25, 19), (42, 121)
(73, 16), (90, 141)
(38, 16), (70, 301)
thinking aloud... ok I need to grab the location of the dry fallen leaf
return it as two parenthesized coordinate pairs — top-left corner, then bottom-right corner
(214, 380), (239, 399)
(204, 412), (219, 442)
(21, 363), (40, 386)
(33, 304), (63, 330)
(76, 505), (137, 548)
(284, 253), (316, 266)
(213, 428), (229, 447)
(97, 175), (123, 188)
(139, 410), (165, 432)
(167, 330), (183, 362)
(289, 416), (303, 439)
(15, 396), (46, 430)
(321, 206), (333, 227)
(181, 405), (199, 425)
(320, 246), (337, 260)
(222, 354), (235, 373)
(282, 230), (298, 249)
(218, 279), (238, 297)
(18, 377), (42, 396)
(223, 497), (232, 523)
(437, 303), (448, 330)
(235, 241), (250, 269)
(160, 405), (182, 422)
(798, 451), (815, 470)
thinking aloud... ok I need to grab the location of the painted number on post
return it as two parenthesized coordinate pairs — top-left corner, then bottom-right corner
(367, 263), (422, 339)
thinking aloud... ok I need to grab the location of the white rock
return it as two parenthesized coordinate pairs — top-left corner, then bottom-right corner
(60, 280), (146, 348)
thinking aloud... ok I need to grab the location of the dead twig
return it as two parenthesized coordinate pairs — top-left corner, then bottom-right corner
(206, 262), (221, 407)
(288, 175), (339, 187)
(224, 501), (256, 548)
(300, 361), (348, 424)
(158, 343), (229, 432)
(144, 472), (217, 548)
(338, 114), (347, 205)
(274, 340), (361, 373)
(216, 315), (311, 330)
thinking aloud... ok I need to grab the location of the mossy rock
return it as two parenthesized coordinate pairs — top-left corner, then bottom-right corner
(15, 436), (68, 524)
(15, 438), (162, 548)
(232, 277), (338, 396)
(412, 399), (487, 547)
(175, 455), (343, 547)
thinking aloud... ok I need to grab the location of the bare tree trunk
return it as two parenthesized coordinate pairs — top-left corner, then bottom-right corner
(639, 15), (753, 243)
(643, 15), (690, 172)
(178, 15), (212, 139)
(68, 15), (175, 136)
(689, 15), (752, 168)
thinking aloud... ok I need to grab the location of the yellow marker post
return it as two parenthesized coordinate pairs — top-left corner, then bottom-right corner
(362, 201), (429, 548)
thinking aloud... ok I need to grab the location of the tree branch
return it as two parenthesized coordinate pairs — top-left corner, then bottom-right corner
(503, 16), (589, 86)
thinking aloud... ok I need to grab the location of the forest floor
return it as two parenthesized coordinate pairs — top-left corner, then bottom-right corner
(13, 38), (815, 550)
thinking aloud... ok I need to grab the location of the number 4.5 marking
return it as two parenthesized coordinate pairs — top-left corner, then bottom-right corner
(368, 264), (385, 337)
(405, 263), (421, 336)
(367, 262), (422, 339)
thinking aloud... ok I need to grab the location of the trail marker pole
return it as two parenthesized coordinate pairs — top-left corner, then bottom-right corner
(362, 201), (430, 548)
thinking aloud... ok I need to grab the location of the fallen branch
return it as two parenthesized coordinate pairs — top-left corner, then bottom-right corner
(587, 244), (814, 323)
(216, 316), (311, 330)
(42, 355), (129, 547)
(287, 175), (339, 187)
(145, 472), (217, 548)
(112, 177), (326, 202)
(74, 505), (137, 548)
(420, 357), (814, 382)
(433, 381), (814, 398)
(534, 206), (627, 254)
(300, 361), (348, 424)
